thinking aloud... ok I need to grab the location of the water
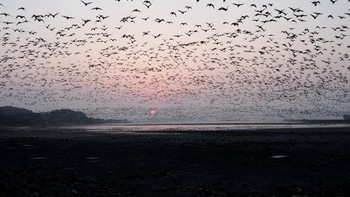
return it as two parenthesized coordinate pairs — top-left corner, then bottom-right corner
(51, 122), (350, 133)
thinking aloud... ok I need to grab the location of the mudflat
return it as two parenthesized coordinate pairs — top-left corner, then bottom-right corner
(1, 126), (350, 196)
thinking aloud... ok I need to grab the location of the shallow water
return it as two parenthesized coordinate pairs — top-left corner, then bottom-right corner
(52, 122), (350, 133)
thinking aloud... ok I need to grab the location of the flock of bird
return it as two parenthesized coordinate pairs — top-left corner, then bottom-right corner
(0, 0), (349, 118)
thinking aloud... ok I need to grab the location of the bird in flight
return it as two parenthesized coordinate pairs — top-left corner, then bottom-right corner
(18, 7), (26, 11)
(61, 15), (74, 20)
(311, 1), (321, 6)
(91, 7), (102, 11)
(80, 0), (92, 6)
(207, 3), (215, 9)
(143, 0), (152, 8)
(48, 12), (59, 18)
(218, 6), (228, 11)
(232, 3), (244, 7)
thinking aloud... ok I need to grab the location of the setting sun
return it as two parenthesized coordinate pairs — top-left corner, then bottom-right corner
(148, 108), (157, 115)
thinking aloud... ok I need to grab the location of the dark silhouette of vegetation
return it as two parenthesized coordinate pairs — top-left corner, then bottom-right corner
(344, 115), (350, 120)
(0, 106), (130, 126)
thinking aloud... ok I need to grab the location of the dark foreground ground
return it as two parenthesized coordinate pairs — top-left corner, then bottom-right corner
(1, 126), (350, 196)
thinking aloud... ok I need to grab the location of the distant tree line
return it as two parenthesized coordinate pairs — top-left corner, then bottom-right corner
(0, 106), (129, 126)
(344, 115), (350, 120)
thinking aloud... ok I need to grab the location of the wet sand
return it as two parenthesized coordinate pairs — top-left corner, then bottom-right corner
(1, 126), (350, 196)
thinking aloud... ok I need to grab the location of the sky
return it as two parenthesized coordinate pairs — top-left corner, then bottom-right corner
(0, 0), (350, 121)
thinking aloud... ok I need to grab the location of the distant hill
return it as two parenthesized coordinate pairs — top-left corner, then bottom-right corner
(344, 115), (350, 120)
(0, 106), (33, 116)
(0, 106), (130, 127)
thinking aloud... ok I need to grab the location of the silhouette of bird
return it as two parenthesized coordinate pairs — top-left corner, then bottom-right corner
(132, 9), (141, 13)
(80, 0), (92, 6)
(275, 9), (286, 15)
(0, 12), (11, 17)
(16, 15), (26, 19)
(206, 3), (215, 9)
(143, 0), (152, 8)
(91, 7), (102, 11)
(218, 7), (228, 11)
(82, 19), (91, 26)
(178, 10), (187, 14)
(61, 15), (74, 20)
(48, 12), (59, 18)
(311, 1), (321, 6)
(232, 3), (244, 7)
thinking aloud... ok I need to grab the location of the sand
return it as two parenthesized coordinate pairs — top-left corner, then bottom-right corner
(1, 126), (350, 196)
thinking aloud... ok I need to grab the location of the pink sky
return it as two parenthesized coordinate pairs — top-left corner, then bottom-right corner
(0, 0), (349, 119)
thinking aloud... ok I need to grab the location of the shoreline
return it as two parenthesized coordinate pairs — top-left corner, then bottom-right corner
(1, 122), (349, 134)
